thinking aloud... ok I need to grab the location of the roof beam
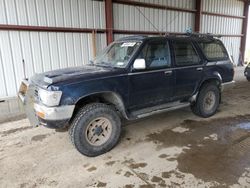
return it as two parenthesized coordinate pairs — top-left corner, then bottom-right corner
(195, 0), (202, 32)
(0, 24), (106, 33)
(105, 0), (114, 44)
(240, 1), (250, 61)
(202, 11), (245, 19)
(113, 0), (196, 13)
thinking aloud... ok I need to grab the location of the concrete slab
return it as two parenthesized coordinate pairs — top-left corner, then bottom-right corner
(0, 98), (25, 124)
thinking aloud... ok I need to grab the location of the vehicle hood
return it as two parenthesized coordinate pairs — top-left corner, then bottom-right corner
(30, 65), (120, 89)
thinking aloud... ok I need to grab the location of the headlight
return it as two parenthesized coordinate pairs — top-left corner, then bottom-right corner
(38, 89), (62, 107)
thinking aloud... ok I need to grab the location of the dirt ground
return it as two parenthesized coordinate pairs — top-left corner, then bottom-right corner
(1, 69), (250, 188)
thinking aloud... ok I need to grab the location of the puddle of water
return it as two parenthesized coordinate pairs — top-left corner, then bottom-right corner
(31, 134), (49, 142)
(87, 166), (97, 172)
(237, 122), (250, 130)
(146, 115), (250, 186)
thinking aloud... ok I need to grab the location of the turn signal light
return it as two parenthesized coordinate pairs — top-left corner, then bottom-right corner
(36, 111), (45, 119)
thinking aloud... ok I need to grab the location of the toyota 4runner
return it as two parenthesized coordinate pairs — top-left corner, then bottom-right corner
(18, 34), (235, 156)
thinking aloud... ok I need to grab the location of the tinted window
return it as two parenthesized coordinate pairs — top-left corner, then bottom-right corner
(139, 40), (171, 69)
(173, 41), (200, 66)
(199, 41), (228, 60)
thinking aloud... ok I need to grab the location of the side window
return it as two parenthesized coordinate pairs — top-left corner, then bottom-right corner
(199, 41), (228, 60)
(173, 41), (200, 66)
(138, 40), (171, 69)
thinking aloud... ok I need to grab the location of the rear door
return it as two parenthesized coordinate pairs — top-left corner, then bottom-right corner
(171, 39), (204, 99)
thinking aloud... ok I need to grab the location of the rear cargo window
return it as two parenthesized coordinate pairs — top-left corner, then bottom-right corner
(199, 41), (228, 60)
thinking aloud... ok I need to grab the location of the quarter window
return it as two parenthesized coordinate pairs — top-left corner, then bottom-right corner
(199, 41), (228, 60)
(173, 41), (200, 66)
(138, 40), (171, 69)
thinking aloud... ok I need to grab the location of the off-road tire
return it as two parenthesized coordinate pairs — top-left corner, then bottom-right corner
(191, 83), (220, 118)
(69, 103), (121, 157)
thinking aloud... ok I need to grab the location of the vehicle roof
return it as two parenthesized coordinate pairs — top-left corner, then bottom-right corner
(117, 34), (221, 43)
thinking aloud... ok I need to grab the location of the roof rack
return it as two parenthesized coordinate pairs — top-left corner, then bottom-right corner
(117, 35), (148, 41)
(165, 32), (222, 39)
(186, 32), (222, 38)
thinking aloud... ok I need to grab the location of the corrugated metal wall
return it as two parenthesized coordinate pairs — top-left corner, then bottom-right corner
(0, 0), (105, 27)
(113, 1), (195, 33)
(129, 0), (195, 9)
(0, 0), (246, 98)
(201, 0), (244, 64)
(0, 0), (106, 98)
(113, 0), (244, 65)
(0, 31), (106, 97)
(202, 0), (244, 16)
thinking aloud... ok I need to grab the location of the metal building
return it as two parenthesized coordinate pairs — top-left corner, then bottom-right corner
(0, 0), (249, 98)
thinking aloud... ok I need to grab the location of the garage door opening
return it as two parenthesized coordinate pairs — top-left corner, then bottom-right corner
(245, 5), (250, 64)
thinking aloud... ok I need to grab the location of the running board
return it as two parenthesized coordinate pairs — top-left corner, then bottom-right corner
(130, 101), (190, 119)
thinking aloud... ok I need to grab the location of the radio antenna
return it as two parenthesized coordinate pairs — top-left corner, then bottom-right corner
(22, 59), (27, 79)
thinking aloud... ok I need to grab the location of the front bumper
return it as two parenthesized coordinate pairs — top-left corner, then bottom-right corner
(244, 70), (249, 77)
(221, 81), (235, 91)
(18, 80), (75, 129)
(33, 103), (74, 121)
(33, 103), (75, 129)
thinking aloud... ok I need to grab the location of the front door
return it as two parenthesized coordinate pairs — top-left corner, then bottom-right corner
(128, 39), (175, 110)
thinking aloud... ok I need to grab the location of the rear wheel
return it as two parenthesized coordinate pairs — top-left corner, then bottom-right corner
(69, 103), (121, 157)
(191, 83), (220, 118)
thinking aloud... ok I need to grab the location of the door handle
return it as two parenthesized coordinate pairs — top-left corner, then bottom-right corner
(164, 70), (172, 75)
(196, 67), (203, 71)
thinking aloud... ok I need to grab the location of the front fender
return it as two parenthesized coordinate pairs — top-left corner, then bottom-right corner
(56, 75), (129, 106)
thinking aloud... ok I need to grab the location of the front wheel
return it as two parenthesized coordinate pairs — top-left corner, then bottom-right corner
(191, 83), (220, 118)
(69, 103), (121, 157)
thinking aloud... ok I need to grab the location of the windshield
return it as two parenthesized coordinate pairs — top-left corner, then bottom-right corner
(93, 41), (141, 68)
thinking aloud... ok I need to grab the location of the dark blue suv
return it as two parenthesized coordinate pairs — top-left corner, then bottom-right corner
(19, 34), (235, 156)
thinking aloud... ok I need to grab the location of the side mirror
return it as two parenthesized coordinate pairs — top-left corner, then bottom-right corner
(133, 59), (146, 70)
